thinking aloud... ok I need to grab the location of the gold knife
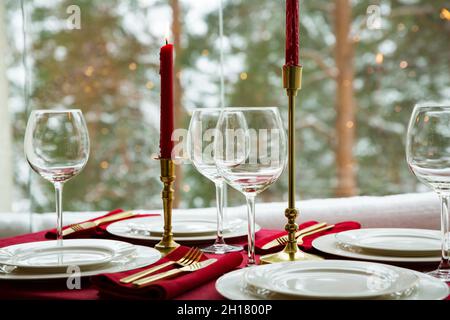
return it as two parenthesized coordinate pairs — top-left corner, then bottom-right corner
(296, 224), (335, 244)
(133, 258), (218, 288)
(62, 211), (135, 236)
(261, 222), (328, 250)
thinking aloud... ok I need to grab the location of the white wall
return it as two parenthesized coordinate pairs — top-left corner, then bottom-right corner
(0, 1), (13, 212)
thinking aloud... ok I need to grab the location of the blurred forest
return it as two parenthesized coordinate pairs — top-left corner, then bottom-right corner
(4, 0), (450, 212)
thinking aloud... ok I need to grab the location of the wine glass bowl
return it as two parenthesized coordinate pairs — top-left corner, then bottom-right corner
(25, 109), (90, 240)
(214, 107), (287, 265)
(406, 103), (450, 281)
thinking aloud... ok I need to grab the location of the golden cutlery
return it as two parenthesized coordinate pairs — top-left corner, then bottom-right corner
(261, 222), (328, 250)
(133, 258), (217, 288)
(120, 247), (202, 284)
(275, 224), (335, 247)
(62, 211), (135, 236)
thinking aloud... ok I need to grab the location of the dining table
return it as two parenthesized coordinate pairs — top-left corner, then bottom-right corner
(0, 225), (448, 300)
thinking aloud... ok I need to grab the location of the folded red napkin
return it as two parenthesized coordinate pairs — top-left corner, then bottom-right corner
(91, 246), (243, 300)
(45, 209), (158, 239)
(252, 220), (361, 254)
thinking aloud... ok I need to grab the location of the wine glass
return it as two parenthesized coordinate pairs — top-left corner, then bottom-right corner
(406, 103), (450, 282)
(187, 108), (243, 254)
(214, 107), (287, 265)
(24, 109), (90, 242)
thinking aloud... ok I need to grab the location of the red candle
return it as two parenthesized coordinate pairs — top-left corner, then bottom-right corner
(159, 40), (174, 159)
(285, 0), (300, 66)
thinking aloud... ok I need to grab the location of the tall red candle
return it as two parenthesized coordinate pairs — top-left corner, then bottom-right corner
(159, 40), (174, 159)
(285, 0), (300, 66)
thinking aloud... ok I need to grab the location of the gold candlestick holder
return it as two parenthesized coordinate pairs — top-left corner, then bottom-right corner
(154, 158), (180, 256)
(260, 65), (322, 264)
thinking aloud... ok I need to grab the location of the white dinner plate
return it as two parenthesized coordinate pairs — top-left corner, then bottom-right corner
(335, 228), (441, 256)
(134, 218), (218, 236)
(216, 268), (449, 300)
(312, 234), (441, 263)
(0, 239), (131, 271)
(0, 245), (160, 280)
(244, 260), (419, 299)
(107, 216), (259, 243)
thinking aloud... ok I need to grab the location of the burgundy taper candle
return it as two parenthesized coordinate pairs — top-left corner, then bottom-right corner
(285, 0), (300, 66)
(159, 40), (174, 159)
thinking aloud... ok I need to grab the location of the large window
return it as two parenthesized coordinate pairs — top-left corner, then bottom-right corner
(1, 0), (449, 213)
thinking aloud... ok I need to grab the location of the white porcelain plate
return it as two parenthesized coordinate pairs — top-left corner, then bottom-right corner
(244, 260), (419, 299)
(140, 218), (218, 236)
(335, 228), (441, 256)
(107, 216), (258, 243)
(0, 244), (160, 280)
(0, 239), (128, 271)
(313, 234), (441, 263)
(216, 267), (449, 300)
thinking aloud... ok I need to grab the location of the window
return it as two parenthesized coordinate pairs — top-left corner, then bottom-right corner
(1, 0), (449, 213)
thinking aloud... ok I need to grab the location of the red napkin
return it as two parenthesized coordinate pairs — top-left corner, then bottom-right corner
(252, 220), (361, 254)
(45, 209), (158, 239)
(91, 246), (243, 300)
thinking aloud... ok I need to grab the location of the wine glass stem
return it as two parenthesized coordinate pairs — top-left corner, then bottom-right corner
(439, 194), (450, 270)
(54, 182), (64, 244)
(214, 182), (226, 245)
(245, 194), (256, 265)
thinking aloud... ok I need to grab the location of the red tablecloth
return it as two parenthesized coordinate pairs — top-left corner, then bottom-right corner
(0, 229), (446, 300)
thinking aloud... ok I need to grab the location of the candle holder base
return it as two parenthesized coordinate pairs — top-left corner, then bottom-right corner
(155, 158), (180, 257)
(259, 248), (322, 264)
(154, 240), (180, 257)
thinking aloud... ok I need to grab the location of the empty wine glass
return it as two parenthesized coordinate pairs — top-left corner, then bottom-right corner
(406, 103), (450, 282)
(187, 108), (243, 254)
(24, 109), (90, 242)
(214, 107), (287, 265)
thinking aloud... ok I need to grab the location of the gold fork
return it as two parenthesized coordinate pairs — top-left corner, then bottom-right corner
(120, 247), (202, 284)
(261, 222), (327, 250)
(62, 211), (134, 236)
(133, 258), (217, 288)
(277, 224), (335, 247)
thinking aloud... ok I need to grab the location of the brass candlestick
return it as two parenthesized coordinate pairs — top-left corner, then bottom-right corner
(154, 158), (180, 256)
(260, 65), (322, 264)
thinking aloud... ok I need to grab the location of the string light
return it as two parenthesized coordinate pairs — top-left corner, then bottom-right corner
(440, 8), (450, 20)
(84, 66), (94, 77)
(100, 161), (109, 169)
(399, 60), (408, 69)
(240, 72), (248, 80)
(346, 121), (354, 129)
(146, 81), (154, 89)
(375, 53), (384, 65)
(128, 62), (137, 71)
